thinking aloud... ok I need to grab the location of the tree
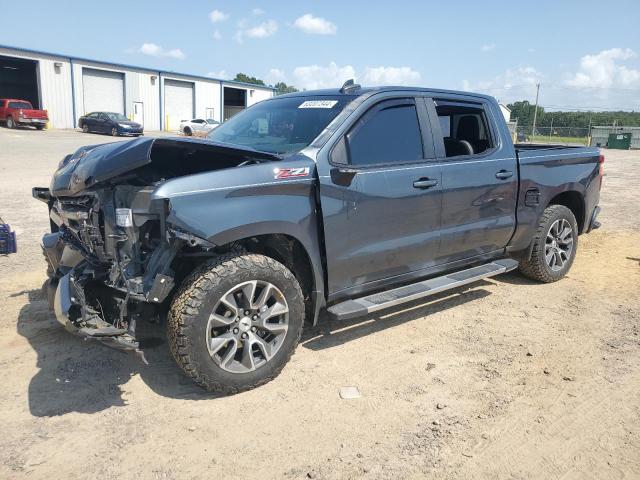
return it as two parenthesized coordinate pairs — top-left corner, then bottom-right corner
(507, 100), (545, 127)
(274, 82), (298, 95)
(233, 73), (265, 86)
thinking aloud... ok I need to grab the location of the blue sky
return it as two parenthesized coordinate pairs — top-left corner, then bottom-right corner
(2, 0), (640, 110)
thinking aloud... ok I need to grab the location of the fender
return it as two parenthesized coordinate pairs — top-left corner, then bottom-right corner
(152, 155), (327, 317)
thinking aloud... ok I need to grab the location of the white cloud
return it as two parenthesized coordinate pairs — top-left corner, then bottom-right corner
(565, 48), (640, 89)
(293, 13), (337, 35)
(463, 66), (542, 101)
(481, 43), (496, 52)
(266, 68), (287, 85)
(252, 8), (264, 16)
(207, 70), (228, 79)
(209, 9), (229, 23)
(293, 62), (356, 90)
(288, 62), (421, 90)
(235, 19), (278, 43)
(212, 30), (222, 41)
(131, 43), (185, 59)
(362, 66), (421, 86)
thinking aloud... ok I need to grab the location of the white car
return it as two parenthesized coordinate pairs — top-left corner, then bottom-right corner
(179, 118), (220, 136)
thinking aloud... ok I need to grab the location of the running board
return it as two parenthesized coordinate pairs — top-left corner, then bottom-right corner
(327, 258), (519, 321)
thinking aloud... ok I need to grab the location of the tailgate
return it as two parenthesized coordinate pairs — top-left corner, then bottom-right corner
(22, 109), (48, 119)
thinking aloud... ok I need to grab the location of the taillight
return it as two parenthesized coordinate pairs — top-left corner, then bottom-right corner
(598, 154), (605, 190)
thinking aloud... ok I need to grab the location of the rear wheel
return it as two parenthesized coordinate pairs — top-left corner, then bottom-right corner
(167, 253), (305, 394)
(519, 205), (578, 282)
(6, 116), (14, 129)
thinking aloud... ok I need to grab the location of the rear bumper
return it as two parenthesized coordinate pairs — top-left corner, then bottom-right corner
(17, 117), (48, 125)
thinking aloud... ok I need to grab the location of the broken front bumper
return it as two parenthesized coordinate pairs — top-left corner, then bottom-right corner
(51, 270), (147, 362)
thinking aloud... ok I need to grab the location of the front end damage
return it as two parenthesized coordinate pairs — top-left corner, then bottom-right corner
(33, 137), (279, 361)
(34, 186), (202, 362)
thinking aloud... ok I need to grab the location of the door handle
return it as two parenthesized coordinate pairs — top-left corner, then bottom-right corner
(495, 170), (513, 179)
(413, 178), (438, 189)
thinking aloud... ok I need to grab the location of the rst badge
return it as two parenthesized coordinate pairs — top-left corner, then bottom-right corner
(273, 167), (310, 179)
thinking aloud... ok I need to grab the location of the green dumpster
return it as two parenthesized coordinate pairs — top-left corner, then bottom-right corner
(607, 132), (632, 150)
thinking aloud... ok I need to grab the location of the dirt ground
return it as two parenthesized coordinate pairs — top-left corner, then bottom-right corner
(1, 128), (638, 480)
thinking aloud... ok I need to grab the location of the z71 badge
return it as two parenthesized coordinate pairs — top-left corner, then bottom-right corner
(273, 167), (310, 179)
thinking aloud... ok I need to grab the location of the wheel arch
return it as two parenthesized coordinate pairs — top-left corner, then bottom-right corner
(547, 190), (585, 233)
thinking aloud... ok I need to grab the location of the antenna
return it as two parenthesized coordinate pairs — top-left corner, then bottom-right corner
(340, 79), (361, 94)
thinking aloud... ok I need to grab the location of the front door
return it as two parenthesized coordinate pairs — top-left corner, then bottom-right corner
(318, 97), (442, 299)
(427, 97), (518, 263)
(133, 102), (144, 126)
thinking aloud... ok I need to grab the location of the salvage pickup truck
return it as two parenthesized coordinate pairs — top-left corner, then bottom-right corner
(0, 98), (48, 129)
(33, 82), (603, 393)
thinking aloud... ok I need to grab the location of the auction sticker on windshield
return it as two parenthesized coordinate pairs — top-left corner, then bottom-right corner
(298, 100), (338, 109)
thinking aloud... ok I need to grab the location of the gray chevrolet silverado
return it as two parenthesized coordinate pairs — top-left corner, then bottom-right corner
(33, 82), (603, 393)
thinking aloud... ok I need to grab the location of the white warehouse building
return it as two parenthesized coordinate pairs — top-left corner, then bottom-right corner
(0, 45), (275, 130)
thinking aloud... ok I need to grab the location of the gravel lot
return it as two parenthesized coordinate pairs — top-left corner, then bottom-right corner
(1, 128), (638, 479)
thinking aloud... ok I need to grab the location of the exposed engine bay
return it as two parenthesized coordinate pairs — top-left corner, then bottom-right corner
(33, 137), (280, 360)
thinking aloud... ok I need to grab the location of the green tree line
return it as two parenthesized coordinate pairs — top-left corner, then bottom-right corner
(507, 101), (640, 129)
(233, 73), (298, 95)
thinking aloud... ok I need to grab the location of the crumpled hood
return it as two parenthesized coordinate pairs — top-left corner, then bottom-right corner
(49, 136), (279, 196)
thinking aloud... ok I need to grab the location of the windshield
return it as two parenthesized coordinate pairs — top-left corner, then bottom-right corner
(207, 95), (352, 154)
(106, 112), (128, 121)
(9, 101), (33, 109)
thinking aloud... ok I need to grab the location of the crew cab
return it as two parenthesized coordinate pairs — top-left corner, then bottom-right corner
(0, 99), (48, 129)
(33, 82), (603, 393)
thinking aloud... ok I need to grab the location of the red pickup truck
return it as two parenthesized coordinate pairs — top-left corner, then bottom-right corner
(0, 99), (49, 130)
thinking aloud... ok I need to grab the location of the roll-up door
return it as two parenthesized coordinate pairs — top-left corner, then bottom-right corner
(82, 68), (125, 114)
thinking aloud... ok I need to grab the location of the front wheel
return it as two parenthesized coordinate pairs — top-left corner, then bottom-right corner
(6, 116), (15, 129)
(111, 127), (119, 136)
(168, 253), (305, 394)
(519, 204), (578, 282)
(82, 124), (89, 133)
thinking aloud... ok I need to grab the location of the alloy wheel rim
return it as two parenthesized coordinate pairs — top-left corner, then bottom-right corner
(206, 280), (289, 373)
(545, 218), (573, 271)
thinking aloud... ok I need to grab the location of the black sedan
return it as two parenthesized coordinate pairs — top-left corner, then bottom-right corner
(78, 112), (143, 136)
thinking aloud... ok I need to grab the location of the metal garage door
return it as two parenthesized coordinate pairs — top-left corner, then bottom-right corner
(82, 68), (125, 114)
(164, 79), (194, 130)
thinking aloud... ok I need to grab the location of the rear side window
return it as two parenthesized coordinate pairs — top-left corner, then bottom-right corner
(8, 101), (33, 109)
(434, 101), (494, 158)
(347, 100), (423, 166)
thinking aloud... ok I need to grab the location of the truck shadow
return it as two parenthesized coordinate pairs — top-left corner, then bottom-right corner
(16, 287), (214, 417)
(301, 282), (493, 351)
(18, 279), (497, 415)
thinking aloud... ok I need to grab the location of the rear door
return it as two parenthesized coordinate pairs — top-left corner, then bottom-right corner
(317, 95), (442, 299)
(426, 97), (518, 263)
(96, 113), (110, 133)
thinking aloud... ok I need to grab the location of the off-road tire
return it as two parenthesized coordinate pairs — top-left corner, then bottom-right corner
(167, 253), (305, 394)
(519, 204), (578, 283)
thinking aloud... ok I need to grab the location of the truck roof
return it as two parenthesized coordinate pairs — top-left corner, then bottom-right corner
(274, 86), (496, 102)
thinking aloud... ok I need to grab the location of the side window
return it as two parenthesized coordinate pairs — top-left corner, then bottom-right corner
(434, 101), (494, 158)
(0, 100), (5, 108)
(346, 100), (423, 166)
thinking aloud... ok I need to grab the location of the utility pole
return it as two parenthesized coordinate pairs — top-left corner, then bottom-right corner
(531, 83), (540, 139)
(549, 114), (554, 141)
